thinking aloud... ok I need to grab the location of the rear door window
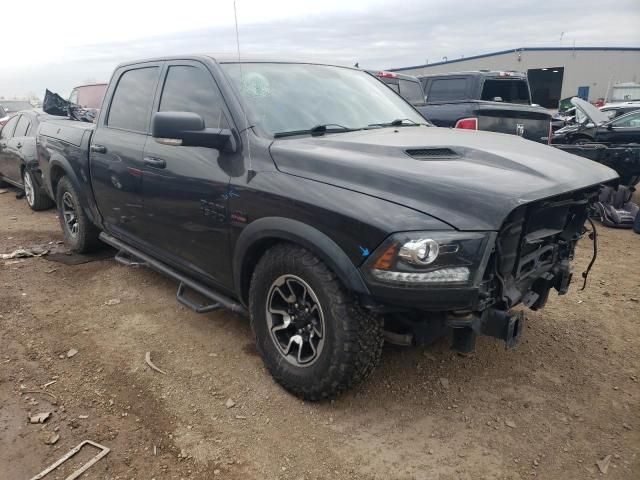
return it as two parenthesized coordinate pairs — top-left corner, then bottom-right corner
(426, 78), (468, 102)
(107, 67), (160, 132)
(14, 115), (31, 137)
(398, 79), (425, 105)
(159, 65), (228, 128)
(0, 115), (19, 139)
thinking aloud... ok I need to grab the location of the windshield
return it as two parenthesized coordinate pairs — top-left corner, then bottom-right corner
(220, 63), (426, 136)
(0, 100), (34, 113)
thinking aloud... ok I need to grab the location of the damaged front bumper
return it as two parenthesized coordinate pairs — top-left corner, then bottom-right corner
(377, 185), (602, 352)
(448, 309), (525, 352)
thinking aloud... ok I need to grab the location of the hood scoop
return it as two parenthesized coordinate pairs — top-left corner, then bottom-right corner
(405, 147), (459, 159)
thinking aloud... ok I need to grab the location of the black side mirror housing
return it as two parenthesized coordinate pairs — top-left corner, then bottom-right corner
(151, 111), (236, 151)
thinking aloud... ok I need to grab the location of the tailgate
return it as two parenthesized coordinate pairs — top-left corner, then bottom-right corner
(475, 102), (551, 143)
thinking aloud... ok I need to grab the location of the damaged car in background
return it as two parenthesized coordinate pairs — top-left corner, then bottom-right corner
(36, 56), (618, 400)
(551, 97), (640, 187)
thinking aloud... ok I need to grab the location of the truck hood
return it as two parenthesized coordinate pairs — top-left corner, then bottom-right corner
(269, 126), (618, 230)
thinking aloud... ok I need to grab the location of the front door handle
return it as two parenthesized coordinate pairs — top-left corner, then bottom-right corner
(143, 156), (166, 169)
(90, 144), (107, 154)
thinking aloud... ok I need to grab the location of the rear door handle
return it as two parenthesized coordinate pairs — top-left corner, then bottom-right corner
(143, 156), (166, 169)
(90, 144), (107, 154)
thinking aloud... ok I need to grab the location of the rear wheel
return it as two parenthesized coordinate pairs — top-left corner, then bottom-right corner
(55, 176), (101, 253)
(23, 169), (54, 211)
(249, 244), (384, 400)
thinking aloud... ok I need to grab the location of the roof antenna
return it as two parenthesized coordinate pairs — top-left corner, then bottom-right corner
(233, 0), (255, 181)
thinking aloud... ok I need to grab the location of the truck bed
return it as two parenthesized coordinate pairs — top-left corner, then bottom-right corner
(36, 117), (96, 220)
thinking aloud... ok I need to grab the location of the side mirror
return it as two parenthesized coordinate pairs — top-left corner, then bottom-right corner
(606, 123), (614, 130)
(151, 111), (236, 151)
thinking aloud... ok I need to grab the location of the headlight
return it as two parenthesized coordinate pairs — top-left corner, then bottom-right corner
(363, 231), (496, 287)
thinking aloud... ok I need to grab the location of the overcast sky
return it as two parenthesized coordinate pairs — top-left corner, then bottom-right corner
(2, 0), (639, 98)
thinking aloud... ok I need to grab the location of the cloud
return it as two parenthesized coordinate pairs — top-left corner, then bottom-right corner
(1, 0), (638, 98)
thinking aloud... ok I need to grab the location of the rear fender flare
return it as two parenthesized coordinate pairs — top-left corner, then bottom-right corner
(47, 156), (100, 226)
(233, 217), (370, 306)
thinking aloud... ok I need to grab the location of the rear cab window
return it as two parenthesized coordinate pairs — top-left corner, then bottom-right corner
(481, 78), (531, 104)
(107, 67), (160, 132)
(426, 77), (469, 102)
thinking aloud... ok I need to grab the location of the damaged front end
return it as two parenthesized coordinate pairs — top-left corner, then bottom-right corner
(447, 186), (600, 352)
(370, 185), (604, 352)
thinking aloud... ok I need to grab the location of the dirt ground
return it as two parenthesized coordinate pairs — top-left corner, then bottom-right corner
(1, 187), (638, 480)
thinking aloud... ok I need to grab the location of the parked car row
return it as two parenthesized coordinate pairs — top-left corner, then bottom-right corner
(552, 97), (640, 145)
(0, 83), (108, 209)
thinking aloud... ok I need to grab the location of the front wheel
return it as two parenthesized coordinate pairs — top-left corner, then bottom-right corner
(23, 169), (54, 211)
(55, 176), (101, 253)
(249, 244), (384, 400)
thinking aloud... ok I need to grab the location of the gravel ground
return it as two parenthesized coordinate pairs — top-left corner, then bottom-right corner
(1, 187), (639, 479)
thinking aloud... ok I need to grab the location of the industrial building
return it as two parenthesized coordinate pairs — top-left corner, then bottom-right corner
(389, 47), (640, 109)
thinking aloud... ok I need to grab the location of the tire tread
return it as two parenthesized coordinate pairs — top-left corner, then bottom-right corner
(249, 243), (383, 400)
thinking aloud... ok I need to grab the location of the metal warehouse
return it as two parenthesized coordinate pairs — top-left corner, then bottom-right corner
(390, 47), (640, 109)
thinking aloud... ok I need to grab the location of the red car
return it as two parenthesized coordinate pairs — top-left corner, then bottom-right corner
(68, 83), (108, 109)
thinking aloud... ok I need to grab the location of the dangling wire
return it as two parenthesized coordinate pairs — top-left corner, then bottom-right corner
(233, 0), (252, 175)
(580, 218), (598, 290)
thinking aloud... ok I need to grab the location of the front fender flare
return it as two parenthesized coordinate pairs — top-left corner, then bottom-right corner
(233, 217), (370, 305)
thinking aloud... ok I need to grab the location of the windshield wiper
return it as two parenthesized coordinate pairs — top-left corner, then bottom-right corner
(367, 118), (424, 128)
(274, 123), (356, 138)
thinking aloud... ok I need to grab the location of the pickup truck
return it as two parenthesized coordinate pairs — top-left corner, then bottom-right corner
(415, 71), (552, 143)
(37, 56), (617, 400)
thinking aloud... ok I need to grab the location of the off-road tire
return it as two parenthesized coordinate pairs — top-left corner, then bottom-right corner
(249, 243), (384, 400)
(23, 169), (54, 211)
(55, 176), (101, 253)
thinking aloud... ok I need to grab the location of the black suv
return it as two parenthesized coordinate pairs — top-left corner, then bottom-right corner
(37, 57), (617, 400)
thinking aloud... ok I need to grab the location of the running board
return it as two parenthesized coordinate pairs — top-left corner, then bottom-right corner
(114, 250), (147, 268)
(176, 282), (222, 313)
(99, 232), (247, 316)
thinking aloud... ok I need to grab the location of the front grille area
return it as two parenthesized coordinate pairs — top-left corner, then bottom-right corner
(487, 187), (599, 308)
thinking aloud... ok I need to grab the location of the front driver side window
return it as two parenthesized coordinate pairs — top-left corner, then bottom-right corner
(159, 65), (229, 129)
